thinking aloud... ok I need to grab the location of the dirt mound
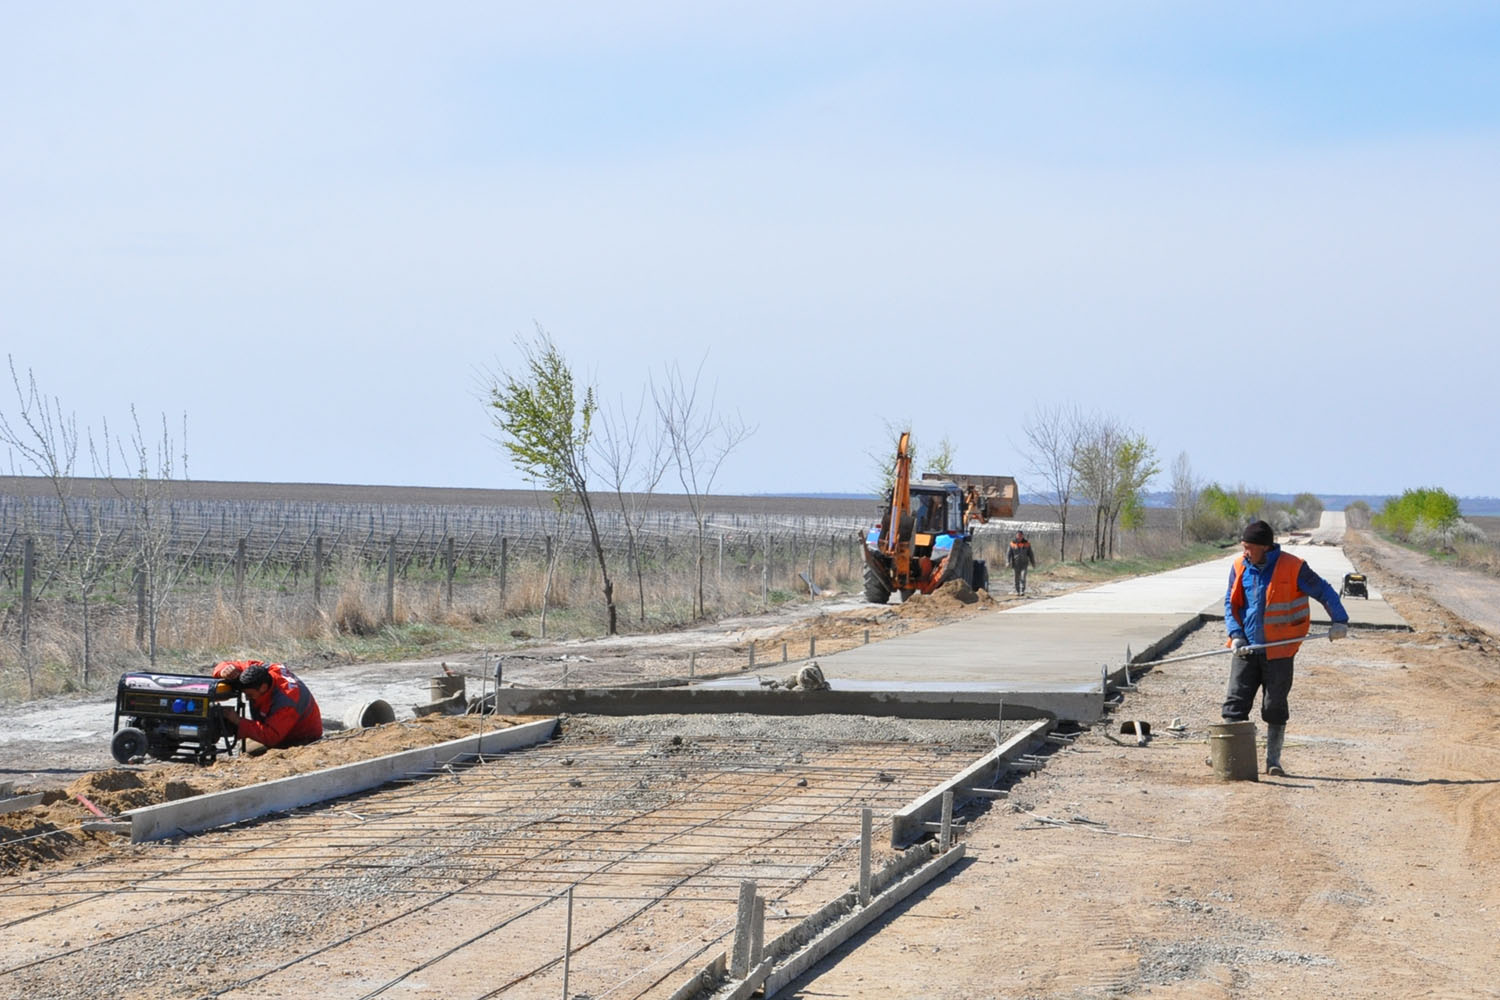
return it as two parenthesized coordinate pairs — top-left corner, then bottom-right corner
(1, 714), (543, 875)
(894, 580), (993, 620)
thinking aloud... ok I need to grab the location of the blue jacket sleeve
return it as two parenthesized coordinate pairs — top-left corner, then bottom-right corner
(1298, 563), (1350, 624)
(1224, 566), (1244, 640)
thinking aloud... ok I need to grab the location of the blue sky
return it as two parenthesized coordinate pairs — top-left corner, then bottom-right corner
(3, 3), (1497, 498)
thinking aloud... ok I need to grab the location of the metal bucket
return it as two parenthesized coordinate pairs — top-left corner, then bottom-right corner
(343, 699), (396, 730)
(1207, 721), (1259, 781)
(429, 674), (465, 702)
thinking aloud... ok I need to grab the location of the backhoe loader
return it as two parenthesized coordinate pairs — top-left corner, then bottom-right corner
(861, 431), (988, 603)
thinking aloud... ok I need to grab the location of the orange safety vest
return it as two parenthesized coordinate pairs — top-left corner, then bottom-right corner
(1227, 552), (1310, 659)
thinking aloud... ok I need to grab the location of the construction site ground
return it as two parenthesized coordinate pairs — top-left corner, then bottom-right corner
(1, 529), (1498, 998)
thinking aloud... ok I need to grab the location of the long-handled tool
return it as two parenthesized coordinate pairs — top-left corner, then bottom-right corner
(1130, 630), (1344, 670)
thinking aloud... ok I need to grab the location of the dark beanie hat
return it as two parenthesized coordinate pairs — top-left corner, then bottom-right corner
(1241, 520), (1274, 546)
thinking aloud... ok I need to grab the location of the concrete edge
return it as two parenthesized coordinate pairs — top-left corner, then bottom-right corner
(889, 719), (1054, 846)
(760, 843), (966, 997)
(123, 717), (559, 843)
(491, 686), (1102, 723)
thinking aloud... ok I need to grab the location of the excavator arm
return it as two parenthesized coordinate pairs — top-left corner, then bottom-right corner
(881, 431), (914, 584)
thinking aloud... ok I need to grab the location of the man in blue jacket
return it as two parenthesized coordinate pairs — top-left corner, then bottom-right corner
(1224, 520), (1350, 775)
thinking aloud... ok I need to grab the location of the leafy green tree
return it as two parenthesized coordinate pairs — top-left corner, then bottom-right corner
(486, 329), (618, 635)
(926, 435), (956, 478)
(869, 419), (916, 499)
(1374, 487), (1461, 544)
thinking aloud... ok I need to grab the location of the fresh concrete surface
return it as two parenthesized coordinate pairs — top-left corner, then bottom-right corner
(689, 515), (1406, 723)
(123, 717), (558, 842)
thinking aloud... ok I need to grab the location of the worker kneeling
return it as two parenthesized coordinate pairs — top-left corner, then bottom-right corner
(212, 660), (323, 750)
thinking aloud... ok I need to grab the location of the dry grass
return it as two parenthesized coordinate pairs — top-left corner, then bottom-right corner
(0, 518), (1192, 702)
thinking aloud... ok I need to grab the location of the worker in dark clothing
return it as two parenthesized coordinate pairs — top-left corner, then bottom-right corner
(213, 660), (323, 749)
(1006, 530), (1035, 596)
(1223, 520), (1349, 775)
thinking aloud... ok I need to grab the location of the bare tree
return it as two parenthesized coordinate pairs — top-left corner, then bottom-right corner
(868, 418), (916, 499)
(118, 407), (189, 665)
(1073, 416), (1158, 560)
(1, 357), (115, 687)
(653, 357), (752, 620)
(593, 387), (670, 624)
(1020, 403), (1083, 561)
(485, 330), (618, 635)
(1171, 451), (1199, 544)
(926, 435), (956, 477)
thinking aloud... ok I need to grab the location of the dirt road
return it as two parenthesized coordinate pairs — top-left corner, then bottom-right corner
(3, 533), (1497, 998)
(781, 530), (1500, 998)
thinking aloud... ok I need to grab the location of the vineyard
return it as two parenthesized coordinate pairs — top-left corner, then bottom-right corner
(0, 480), (1040, 700)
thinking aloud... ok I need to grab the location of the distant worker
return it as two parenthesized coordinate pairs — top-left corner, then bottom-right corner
(1223, 520), (1349, 776)
(212, 660), (323, 750)
(1006, 530), (1035, 596)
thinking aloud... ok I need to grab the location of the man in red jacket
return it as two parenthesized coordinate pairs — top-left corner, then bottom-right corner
(212, 660), (323, 749)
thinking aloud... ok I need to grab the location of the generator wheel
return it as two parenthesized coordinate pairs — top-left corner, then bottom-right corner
(111, 727), (149, 764)
(862, 564), (892, 605)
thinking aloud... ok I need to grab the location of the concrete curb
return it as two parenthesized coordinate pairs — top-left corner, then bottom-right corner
(123, 717), (558, 843)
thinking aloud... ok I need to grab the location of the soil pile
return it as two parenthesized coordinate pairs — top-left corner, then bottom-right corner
(0, 714), (541, 874)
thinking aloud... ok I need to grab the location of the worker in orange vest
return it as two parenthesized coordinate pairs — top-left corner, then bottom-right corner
(1006, 530), (1035, 596)
(212, 660), (323, 749)
(1224, 520), (1348, 775)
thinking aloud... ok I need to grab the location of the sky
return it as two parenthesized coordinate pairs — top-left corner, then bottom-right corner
(3, 2), (1498, 500)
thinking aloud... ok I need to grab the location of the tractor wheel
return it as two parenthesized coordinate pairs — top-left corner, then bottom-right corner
(973, 559), (989, 593)
(111, 727), (148, 764)
(862, 564), (892, 604)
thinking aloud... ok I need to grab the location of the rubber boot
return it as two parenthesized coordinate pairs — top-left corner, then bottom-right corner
(1265, 725), (1286, 776)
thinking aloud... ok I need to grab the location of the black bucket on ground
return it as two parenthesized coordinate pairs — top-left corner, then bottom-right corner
(429, 674), (465, 702)
(1208, 721), (1259, 781)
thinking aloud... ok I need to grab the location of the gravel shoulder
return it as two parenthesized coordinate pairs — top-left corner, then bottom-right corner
(6, 532), (1497, 998)
(781, 529), (1500, 998)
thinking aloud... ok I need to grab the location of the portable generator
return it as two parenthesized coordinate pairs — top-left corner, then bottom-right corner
(111, 672), (244, 765)
(1340, 572), (1369, 599)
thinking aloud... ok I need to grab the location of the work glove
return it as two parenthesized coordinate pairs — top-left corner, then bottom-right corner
(1329, 622), (1349, 641)
(1231, 636), (1250, 657)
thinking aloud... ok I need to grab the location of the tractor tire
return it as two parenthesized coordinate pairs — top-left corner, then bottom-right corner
(973, 559), (988, 593)
(863, 564), (892, 605)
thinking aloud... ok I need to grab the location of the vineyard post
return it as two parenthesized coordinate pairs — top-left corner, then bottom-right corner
(19, 536), (34, 653)
(500, 537), (508, 606)
(445, 535), (455, 610)
(761, 527), (769, 609)
(313, 536), (323, 608)
(385, 536), (396, 623)
(134, 559), (146, 648)
(234, 538), (246, 610)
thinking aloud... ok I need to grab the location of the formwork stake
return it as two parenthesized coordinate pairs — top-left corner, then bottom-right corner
(940, 790), (954, 851)
(810, 636), (816, 658)
(562, 885), (574, 1000)
(859, 807), (873, 906)
(689, 651), (696, 678)
(749, 645), (756, 669)
(751, 893), (766, 966)
(782, 641), (788, 663)
(864, 629), (870, 644)
(732, 880), (758, 977)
